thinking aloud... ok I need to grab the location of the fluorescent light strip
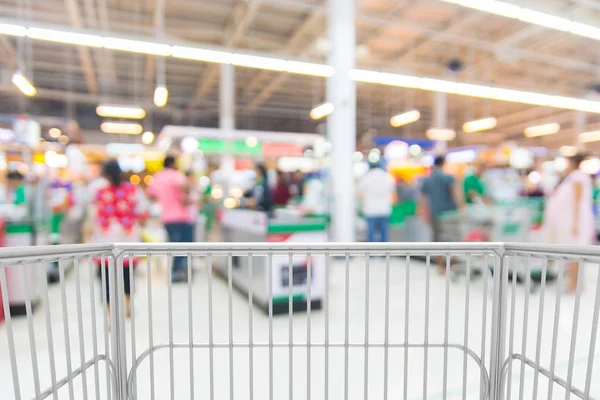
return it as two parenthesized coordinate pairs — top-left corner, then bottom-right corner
(523, 123), (560, 138)
(171, 46), (232, 63)
(310, 103), (334, 120)
(579, 131), (600, 143)
(350, 69), (600, 113)
(101, 122), (144, 135)
(11, 72), (36, 96)
(286, 61), (333, 77)
(103, 37), (171, 56)
(390, 110), (420, 127)
(28, 28), (103, 47)
(440, 0), (600, 41)
(559, 146), (578, 156)
(462, 117), (497, 133)
(0, 22), (26, 36)
(2, 20), (600, 113)
(154, 86), (168, 108)
(231, 54), (287, 71)
(426, 128), (456, 141)
(96, 105), (146, 119)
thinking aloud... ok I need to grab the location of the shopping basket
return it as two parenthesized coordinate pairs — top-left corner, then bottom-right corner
(1, 242), (599, 399)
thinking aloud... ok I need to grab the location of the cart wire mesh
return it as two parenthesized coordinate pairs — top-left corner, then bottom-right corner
(1, 242), (599, 400)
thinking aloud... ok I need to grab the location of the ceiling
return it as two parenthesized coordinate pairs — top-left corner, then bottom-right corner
(1, 0), (600, 149)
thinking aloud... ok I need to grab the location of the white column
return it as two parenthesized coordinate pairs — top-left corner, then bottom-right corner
(575, 111), (586, 150)
(433, 91), (448, 153)
(220, 63), (235, 175)
(328, 0), (356, 242)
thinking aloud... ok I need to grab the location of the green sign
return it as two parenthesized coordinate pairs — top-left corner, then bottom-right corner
(198, 138), (262, 155)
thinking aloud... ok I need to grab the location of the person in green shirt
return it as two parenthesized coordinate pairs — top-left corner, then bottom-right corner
(463, 162), (487, 204)
(6, 171), (26, 205)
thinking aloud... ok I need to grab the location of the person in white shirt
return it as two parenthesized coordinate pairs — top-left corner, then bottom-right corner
(358, 162), (396, 242)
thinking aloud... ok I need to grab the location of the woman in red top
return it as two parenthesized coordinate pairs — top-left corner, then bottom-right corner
(85, 160), (147, 318)
(273, 170), (291, 206)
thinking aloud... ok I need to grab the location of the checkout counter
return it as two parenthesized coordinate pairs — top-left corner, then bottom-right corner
(219, 208), (327, 314)
(0, 205), (45, 317)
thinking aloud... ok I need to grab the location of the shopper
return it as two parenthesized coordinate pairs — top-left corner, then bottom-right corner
(463, 162), (487, 204)
(85, 160), (148, 318)
(273, 170), (291, 206)
(396, 177), (418, 203)
(289, 169), (305, 198)
(244, 163), (273, 214)
(419, 155), (461, 272)
(148, 155), (193, 282)
(6, 171), (27, 205)
(358, 161), (396, 242)
(544, 154), (594, 293)
(186, 171), (201, 232)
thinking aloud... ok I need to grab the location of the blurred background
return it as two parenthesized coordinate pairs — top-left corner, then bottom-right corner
(0, 0), (599, 249)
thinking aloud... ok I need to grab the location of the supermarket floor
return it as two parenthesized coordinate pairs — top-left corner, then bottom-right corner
(1, 255), (599, 399)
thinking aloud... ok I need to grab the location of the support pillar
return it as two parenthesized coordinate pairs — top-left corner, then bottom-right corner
(327, 0), (356, 242)
(575, 111), (586, 151)
(220, 63), (235, 175)
(433, 91), (448, 154)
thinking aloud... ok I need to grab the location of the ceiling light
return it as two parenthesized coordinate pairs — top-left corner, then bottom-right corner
(352, 151), (364, 162)
(523, 123), (560, 138)
(559, 146), (578, 156)
(181, 137), (198, 153)
(103, 37), (171, 56)
(231, 54), (287, 71)
(348, 69), (381, 84)
(462, 117), (497, 133)
(49, 128), (62, 138)
(581, 158), (600, 175)
(3, 19), (600, 114)
(101, 122), (143, 135)
(153, 86), (168, 108)
(426, 128), (456, 141)
(27, 28), (103, 47)
(96, 105), (146, 119)
(0, 23), (26, 37)
(310, 103), (334, 120)
(458, 0), (520, 18)
(441, 0), (600, 43)
(11, 71), (36, 96)
(390, 110), (420, 127)
(409, 144), (422, 156)
(211, 187), (223, 200)
(579, 131), (600, 143)
(245, 136), (258, 147)
(285, 61), (333, 77)
(519, 8), (571, 31)
(570, 22), (600, 41)
(141, 131), (155, 145)
(171, 46), (232, 63)
(349, 67), (600, 113)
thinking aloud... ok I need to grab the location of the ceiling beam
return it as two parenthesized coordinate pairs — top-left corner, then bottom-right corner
(95, 0), (117, 83)
(64, 0), (98, 94)
(240, 11), (325, 114)
(0, 37), (17, 69)
(242, 0), (414, 111)
(145, 0), (166, 89)
(193, 0), (262, 105)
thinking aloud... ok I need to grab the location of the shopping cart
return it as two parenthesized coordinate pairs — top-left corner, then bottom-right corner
(1, 242), (599, 399)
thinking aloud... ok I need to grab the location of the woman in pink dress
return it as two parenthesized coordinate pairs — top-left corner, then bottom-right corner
(544, 154), (594, 292)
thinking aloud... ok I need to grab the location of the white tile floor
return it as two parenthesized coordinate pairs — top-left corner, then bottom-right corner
(1, 255), (599, 399)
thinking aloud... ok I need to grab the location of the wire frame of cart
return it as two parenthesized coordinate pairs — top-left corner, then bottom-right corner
(2, 242), (600, 400)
